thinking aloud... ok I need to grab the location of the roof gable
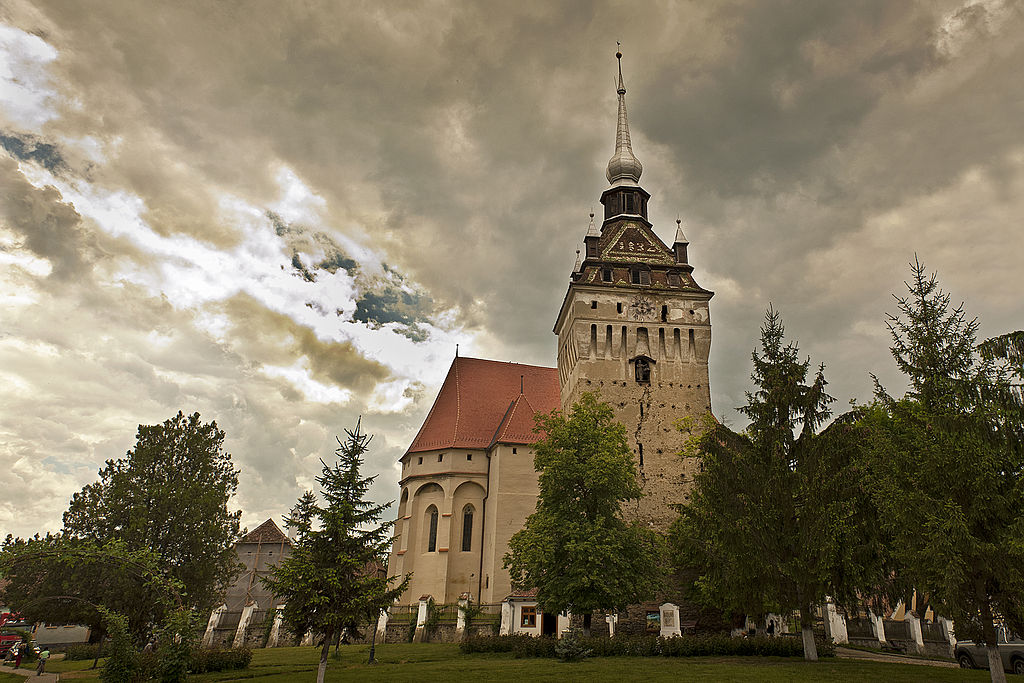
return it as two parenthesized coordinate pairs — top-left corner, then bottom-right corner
(240, 518), (290, 545)
(406, 357), (560, 455)
(600, 220), (674, 265)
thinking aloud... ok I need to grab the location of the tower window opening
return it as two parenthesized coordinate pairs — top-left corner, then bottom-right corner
(602, 268), (613, 282)
(591, 300), (597, 309)
(512, 447), (517, 454)
(624, 192), (636, 214)
(587, 242), (598, 258)
(661, 305), (668, 322)
(467, 453), (472, 461)
(438, 454), (443, 462)
(632, 269), (651, 285)
(461, 505), (474, 552)
(617, 302), (623, 314)
(418, 457), (423, 465)
(668, 272), (680, 287)
(426, 506), (438, 552)
(635, 358), (651, 384)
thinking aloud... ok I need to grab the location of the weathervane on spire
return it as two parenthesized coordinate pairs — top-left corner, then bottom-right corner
(606, 43), (643, 186)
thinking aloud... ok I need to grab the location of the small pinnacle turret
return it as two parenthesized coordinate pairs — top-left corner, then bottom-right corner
(606, 48), (643, 187)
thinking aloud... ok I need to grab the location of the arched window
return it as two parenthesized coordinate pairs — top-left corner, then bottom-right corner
(461, 505), (474, 552)
(426, 505), (438, 552)
(635, 358), (651, 384)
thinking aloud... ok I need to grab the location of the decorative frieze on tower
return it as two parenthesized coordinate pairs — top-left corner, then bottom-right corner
(553, 51), (714, 529)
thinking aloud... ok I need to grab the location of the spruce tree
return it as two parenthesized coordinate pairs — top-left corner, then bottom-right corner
(263, 420), (408, 683)
(672, 308), (891, 661)
(866, 260), (1024, 683)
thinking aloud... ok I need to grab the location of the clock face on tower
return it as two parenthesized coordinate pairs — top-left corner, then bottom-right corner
(630, 295), (655, 321)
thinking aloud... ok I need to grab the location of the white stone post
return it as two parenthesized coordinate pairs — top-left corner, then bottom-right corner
(605, 613), (617, 638)
(939, 617), (956, 652)
(557, 612), (571, 638)
(660, 603), (681, 638)
(904, 612), (925, 654)
(233, 602), (256, 649)
(413, 596), (431, 642)
(376, 608), (390, 640)
(456, 594), (470, 638)
(824, 602), (848, 645)
(300, 630), (314, 646)
(868, 610), (886, 644)
(267, 605), (285, 648)
(201, 604), (227, 649)
(499, 601), (513, 636)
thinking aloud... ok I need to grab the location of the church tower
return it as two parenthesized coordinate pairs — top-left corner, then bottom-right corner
(553, 51), (713, 529)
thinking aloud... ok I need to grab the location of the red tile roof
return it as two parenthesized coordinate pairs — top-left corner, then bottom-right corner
(240, 518), (291, 545)
(406, 357), (560, 455)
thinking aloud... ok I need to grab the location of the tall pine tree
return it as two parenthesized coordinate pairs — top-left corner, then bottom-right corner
(672, 308), (892, 661)
(263, 420), (408, 682)
(866, 260), (1024, 683)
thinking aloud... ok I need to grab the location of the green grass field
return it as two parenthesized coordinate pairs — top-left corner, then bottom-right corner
(43, 643), (993, 682)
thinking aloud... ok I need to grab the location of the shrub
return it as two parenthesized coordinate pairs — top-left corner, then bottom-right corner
(189, 648), (252, 673)
(64, 644), (103, 661)
(554, 629), (592, 662)
(459, 633), (834, 659)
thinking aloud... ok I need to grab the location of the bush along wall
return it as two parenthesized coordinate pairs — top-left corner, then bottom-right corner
(459, 634), (835, 659)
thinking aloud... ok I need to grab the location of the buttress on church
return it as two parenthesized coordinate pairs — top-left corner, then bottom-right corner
(385, 53), (714, 636)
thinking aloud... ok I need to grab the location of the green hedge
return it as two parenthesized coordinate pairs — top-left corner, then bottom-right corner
(189, 648), (252, 673)
(64, 644), (103, 661)
(459, 633), (835, 659)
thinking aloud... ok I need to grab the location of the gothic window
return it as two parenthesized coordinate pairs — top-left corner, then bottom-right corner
(426, 506), (438, 552)
(635, 358), (651, 384)
(461, 505), (474, 552)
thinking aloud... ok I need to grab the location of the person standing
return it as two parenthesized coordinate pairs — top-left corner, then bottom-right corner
(36, 648), (49, 676)
(13, 642), (24, 669)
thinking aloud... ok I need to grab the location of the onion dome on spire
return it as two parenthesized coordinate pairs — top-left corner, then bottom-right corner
(606, 47), (643, 187)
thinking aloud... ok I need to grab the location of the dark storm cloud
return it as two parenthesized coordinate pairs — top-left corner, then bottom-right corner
(2, 0), (1022, 536)
(0, 154), (97, 280)
(0, 132), (66, 173)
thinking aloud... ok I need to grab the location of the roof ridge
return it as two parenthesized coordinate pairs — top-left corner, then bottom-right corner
(451, 356), (462, 448)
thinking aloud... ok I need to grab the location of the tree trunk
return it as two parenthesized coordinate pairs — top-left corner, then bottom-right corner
(367, 618), (378, 665)
(316, 628), (333, 683)
(978, 583), (1007, 683)
(91, 636), (103, 670)
(582, 613), (592, 638)
(801, 604), (818, 662)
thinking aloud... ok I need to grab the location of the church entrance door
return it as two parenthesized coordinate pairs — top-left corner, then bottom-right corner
(542, 612), (557, 637)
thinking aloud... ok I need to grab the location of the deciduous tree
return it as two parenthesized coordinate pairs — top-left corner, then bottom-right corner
(503, 392), (663, 636)
(62, 411), (241, 613)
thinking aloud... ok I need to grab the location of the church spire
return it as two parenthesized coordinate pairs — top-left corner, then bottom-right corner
(606, 46), (643, 187)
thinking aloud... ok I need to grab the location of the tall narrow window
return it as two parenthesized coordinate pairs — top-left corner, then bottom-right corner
(602, 268), (613, 282)
(426, 506), (438, 552)
(461, 505), (474, 552)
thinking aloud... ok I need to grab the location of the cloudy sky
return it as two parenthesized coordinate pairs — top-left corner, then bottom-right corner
(1, 1), (1022, 539)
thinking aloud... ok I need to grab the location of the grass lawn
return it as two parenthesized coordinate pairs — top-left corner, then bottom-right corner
(0, 674), (25, 683)
(42, 643), (994, 682)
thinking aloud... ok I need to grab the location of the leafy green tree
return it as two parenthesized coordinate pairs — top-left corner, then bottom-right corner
(262, 420), (409, 683)
(63, 411), (242, 612)
(0, 535), (182, 647)
(503, 392), (663, 637)
(865, 261), (1024, 683)
(672, 308), (895, 661)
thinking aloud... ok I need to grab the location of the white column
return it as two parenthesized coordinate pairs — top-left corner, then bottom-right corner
(939, 617), (956, 652)
(824, 602), (848, 645)
(201, 604), (227, 648)
(660, 603), (681, 638)
(233, 602), (256, 649)
(904, 612), (925, 654)
(413, 596), (430, 642)
(605, 613), (617, 638)
(456, 596), (469, 637)
(267, 605), (285, 648)
(869, 610), (886, 644)
(499, 601), (513, 636)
